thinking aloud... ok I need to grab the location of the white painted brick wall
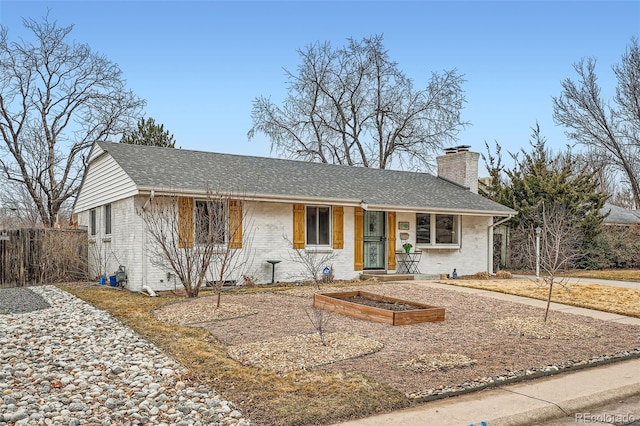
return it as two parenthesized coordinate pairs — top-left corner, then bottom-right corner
(78, 197), (147, 290)
(136, 201), (360, 290)
(81, 197), (493, 292)
(394, 213), (491, 277)
(436, 151), (480, 193)
(243, 202), (358, 284)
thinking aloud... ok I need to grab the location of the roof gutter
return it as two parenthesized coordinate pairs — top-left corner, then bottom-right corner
(136, 187), (515, 217)
(137, 187), (363, 207)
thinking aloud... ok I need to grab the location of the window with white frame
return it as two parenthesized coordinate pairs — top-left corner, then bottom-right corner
(194, 200), (227, 245)
(89, 209), (97, 236)
(416, 213), (430, 244)
(306, 206), (330, 245)
(104, 204), (112, 235)
(416, 213), (460, 246)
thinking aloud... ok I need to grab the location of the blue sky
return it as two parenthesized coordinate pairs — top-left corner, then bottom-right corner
(0, 1), (638, 173)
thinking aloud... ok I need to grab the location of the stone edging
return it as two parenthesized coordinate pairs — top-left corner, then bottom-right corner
(410, 348), (640, 402)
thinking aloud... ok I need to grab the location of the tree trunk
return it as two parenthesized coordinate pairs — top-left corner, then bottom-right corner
(544, 280), (554, 322)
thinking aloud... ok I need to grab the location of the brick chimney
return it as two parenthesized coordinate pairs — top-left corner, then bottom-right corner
(436, 145), (480, 193)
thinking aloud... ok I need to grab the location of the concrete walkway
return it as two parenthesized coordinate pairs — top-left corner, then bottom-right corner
(515, 275), (640, 290)
(420, 280), (640, 325)
(334, 279), (640, 426)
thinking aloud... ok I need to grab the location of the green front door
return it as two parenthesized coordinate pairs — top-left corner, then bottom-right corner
(363, 211), (386, 270)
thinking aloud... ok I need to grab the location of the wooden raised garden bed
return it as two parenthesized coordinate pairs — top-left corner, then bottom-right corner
(313, 290), (445, 326)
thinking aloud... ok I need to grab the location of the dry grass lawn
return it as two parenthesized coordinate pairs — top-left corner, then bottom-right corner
(444, 278), (640, 317)
(561, 269), (640, 282)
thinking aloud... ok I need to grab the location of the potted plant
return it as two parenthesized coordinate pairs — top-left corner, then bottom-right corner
(402, 242), (412, 254)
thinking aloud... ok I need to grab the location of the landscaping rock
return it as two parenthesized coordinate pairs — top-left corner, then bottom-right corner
(0, 285), (253, 425)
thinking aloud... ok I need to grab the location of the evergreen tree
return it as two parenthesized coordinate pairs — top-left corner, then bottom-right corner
(482, 124), (608, 268)
(120, 117), (176, 148)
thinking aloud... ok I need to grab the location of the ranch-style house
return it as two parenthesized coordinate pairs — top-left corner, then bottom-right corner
(73, 142), (515, 292)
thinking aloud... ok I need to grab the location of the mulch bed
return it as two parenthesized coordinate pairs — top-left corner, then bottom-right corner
(198, 282), (640, 398)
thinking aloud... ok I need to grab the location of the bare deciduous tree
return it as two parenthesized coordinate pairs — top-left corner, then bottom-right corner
(249, 34), (468, 171)
(553, 37), (640, 208)
(0, 15), (145, 227)
(521, 204), (584, 322)
(0, 180), (45, 227)
(140, 191), (253, 301)
(573, 149), (627, 206)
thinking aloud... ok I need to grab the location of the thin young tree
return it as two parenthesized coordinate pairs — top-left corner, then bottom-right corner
(0, 15), (144, 227)
(249, 34), (468, 171)
(523, 204), (585, 322)
(140, 190), (252, 300)
(304, 307), (330, 346)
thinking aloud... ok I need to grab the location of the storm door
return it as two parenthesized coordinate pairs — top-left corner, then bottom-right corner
(363, 211), (386, 270)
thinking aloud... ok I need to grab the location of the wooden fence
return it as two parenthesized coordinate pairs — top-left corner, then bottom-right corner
(0, 228), (88, 288)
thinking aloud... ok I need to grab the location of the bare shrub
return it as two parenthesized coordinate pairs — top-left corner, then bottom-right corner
(241, 275), (258, 287)
(462, 271), (490, 280)
(304, 307), (330, 346)
(283, 234), (338, 289)
(41, 229), (88, 283)
(140, 189), (255, 300)
(494, 270), (513, 279)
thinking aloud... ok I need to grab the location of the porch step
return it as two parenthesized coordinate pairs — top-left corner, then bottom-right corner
(360, 273), (414, 282)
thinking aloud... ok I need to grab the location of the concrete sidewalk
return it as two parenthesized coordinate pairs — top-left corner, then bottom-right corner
(336, 358), (640, 426)
(334, 280), (640, 426)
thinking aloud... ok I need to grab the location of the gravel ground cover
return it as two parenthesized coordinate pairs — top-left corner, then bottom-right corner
(155, 281), (640, 401)
(0, 285), (252, 426)
(0, 287), (50, 314)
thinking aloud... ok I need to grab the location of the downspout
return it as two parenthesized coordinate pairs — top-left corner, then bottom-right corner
(141, 191), (154, 292)
(487, 215), (514, 274)
(142, 215), (147, 291)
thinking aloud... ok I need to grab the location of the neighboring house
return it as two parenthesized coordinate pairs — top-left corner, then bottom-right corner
(601, 203), (640, 227)
(73, 142), (515, 292)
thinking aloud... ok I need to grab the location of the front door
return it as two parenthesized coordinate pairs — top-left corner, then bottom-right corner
(363, 211), (386, 270)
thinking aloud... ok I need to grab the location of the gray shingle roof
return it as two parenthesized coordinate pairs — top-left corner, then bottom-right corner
(96, 142), (515, 215)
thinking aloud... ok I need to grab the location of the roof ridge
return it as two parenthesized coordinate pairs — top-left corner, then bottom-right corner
(96, 141), (437, 178)
(93, 141), (515, 215)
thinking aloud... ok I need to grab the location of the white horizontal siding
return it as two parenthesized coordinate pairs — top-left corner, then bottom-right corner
(74, 145), (138, 213)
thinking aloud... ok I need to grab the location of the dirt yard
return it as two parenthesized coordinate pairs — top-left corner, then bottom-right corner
(153, 281), (640, 400)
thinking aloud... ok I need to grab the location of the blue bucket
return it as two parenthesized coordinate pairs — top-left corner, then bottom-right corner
(109, 275), (118, 287)
(99, 276), (106, 285)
